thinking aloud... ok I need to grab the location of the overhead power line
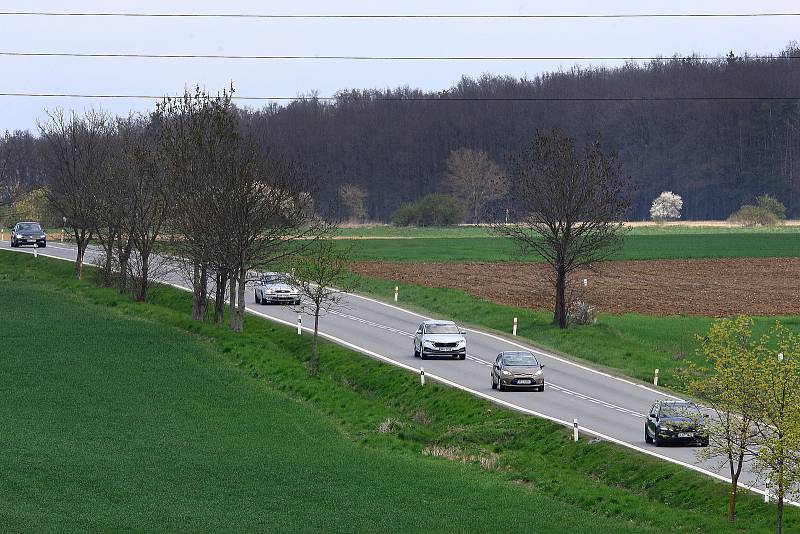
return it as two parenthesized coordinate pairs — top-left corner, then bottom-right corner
(0, 92), (798, 102)
(0, 11), (799, 19)
(1, 51), (797, 61)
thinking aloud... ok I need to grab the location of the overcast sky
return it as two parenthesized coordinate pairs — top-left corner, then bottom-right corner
(1, 0), (798, 131)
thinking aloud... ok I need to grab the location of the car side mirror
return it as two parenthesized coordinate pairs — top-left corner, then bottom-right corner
(703, 414), (709, 419)
(649, 413), (657, 420)
(540, 364), (545, 369)
(460, 330), (467, 335)
(416, 330), (422, 335)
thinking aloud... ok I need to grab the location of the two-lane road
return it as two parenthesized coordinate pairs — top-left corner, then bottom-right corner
(3, 241), (783, 503)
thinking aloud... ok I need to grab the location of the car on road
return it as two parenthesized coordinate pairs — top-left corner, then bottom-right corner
(10, 221), (46, 248)
(254, 272), (301, 305)
(645, 400), (709, 447)
(491, 351), (545, 391)
(413, 320), (466, 360)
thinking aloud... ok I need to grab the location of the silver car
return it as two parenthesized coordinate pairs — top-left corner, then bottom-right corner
(413, 320), (467, 360)
(254, 272), (301, 305)
(491, 351), (545, 391)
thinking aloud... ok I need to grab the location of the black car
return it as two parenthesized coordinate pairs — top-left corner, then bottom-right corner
(645, 400), (709, 447)
(10, 222), (46, 248)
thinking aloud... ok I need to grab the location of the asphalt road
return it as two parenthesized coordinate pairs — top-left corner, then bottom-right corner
(2, 240), (780, 502)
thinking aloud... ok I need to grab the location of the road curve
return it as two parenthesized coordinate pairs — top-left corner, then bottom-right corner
(2, 241), (786, 504)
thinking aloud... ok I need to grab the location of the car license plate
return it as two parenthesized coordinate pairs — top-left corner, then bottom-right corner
(678, 432), (693, 438)
(517, 380), (532, 385)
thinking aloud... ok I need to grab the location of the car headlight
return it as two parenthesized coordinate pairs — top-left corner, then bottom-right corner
(40, 234), (46, 239)
(501, 370), (512, 376)
(534, 369), (543, 376)
(422, 340), (435, 347)
(264, 289), (275, 294)
(16, 234), (23, 238)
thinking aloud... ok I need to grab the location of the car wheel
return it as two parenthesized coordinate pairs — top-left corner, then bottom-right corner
(700, 439), (709, 447)
(498, 380), (504, 392)
(254, 291), (261, 304)
(644, 427), (652, 444)
(294, 299), (301, 305)
(40, 242), (46, 248)
(537, 383), (545, 392)
(458, 353), (466, 360)
(420, 351), (428, 360)
(491, 375), (497, 389)
(10, 239), (15, 247)
(414, 346), (420, 358)
(653, 434), (662, 447)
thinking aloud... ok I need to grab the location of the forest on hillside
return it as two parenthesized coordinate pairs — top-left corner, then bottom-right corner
(3, 45), (800, 222)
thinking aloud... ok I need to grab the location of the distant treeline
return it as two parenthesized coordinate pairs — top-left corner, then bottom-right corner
(3, 46), (800, 221)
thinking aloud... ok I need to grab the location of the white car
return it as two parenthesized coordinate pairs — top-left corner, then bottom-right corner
(254, 272), (301, 305)
(413, 320), (467, 360)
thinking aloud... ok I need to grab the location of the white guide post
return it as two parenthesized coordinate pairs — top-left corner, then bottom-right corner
(512, 317), (518, 336)
(653, 368), (659, 386)
(394, 286), (399, 302)
(420, 367), (425, 386)
(297, 314), (302, 335)
(573, 419), (579, 442)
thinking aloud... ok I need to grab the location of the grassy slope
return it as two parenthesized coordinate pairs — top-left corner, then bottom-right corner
(1, 258), (643, 533)
(1, 250), (796, 532)
(353, 275), (800, 395)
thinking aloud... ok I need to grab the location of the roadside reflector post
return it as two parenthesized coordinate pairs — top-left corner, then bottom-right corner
(420, 367), (425, 386)
(512, 317), (518, 336)
(297, 314), (302, 335)
(1, 229), (3, 241)
(61, 228), (64, 243)
(765, 479), (770, 503)
(653, 368), (660, 386)
(394, 286), (399, 302)
(34, 247), (37, 258)
(573, 419), (579, 442)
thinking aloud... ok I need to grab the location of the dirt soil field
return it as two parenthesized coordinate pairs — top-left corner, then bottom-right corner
(350, 258), (800, 316)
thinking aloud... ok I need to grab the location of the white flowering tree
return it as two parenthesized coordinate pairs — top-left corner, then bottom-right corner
(650, 191), (683, 221)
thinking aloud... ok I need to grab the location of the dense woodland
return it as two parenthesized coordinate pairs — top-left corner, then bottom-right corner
(3, 46), (800, 221)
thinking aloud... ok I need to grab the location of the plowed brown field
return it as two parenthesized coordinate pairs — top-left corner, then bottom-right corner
(350, 259), (800, 316)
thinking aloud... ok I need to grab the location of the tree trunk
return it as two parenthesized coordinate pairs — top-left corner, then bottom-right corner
(101, 237), (115, 286)
(235, 265), (246, 333)
(310, 308), (320, 375)
(776, 493), (783, 534)
(74, 236), (87, 279)
(728, 477), (739, 523)
(553, 264), (567, 328)
(228, 272), (239, 331)
(213, 269), (228, 325)
(136, 250), (149, 302)
(191, 262), (208, 321)
(117, 238), (133, 294)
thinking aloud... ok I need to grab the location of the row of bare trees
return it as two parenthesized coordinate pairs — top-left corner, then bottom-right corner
(37, 87), (327, 334)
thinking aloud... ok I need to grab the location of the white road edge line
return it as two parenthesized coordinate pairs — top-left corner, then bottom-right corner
(5, 245), (795, 506)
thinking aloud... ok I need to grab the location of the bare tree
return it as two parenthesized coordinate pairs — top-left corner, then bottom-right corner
(157, 88), (222, 320)
(442, 148), (508, 224)
(292, 237), (355, 375)
(39, 109), (111, 279)
(494, 130), (631, 328)
(338, 183), (367, 222)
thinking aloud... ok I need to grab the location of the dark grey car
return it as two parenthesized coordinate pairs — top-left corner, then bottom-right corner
(491, 351), (545, 391)
(10, 222), (46, 248)
(645, 400), (709, 447)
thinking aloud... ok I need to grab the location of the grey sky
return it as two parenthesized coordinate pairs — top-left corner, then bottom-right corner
(1, 0), (798, 131)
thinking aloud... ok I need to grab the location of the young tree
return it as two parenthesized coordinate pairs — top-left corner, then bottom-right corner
(494, 129), (631, 328)
(748, 322), (800, 534)
(682, 315), (760, 524)
(291, 237), (355, 376)
(39, 109), (111, 279)
(649, 191), (683, 222)
(338, 183), (368, 222)
(442, 148), (507, 224)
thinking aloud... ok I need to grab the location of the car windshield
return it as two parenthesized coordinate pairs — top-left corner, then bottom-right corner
(19, 223), (41, 232)
(503, 352), (539, 366)
(660, 403), (701, 419)
(261, 275), (282, 285)
(425, 324), (460, 334)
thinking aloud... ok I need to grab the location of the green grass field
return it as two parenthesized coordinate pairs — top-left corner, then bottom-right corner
(2, 251), (796, 532)
(335, 225), (800, 262)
